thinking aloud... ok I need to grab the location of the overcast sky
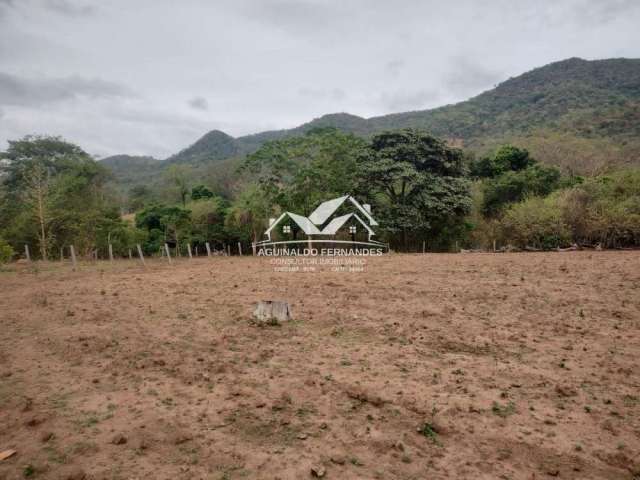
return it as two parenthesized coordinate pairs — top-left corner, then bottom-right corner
(1, 0), (639, 158)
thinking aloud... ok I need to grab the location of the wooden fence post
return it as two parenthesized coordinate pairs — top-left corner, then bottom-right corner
(25, 244), (31, 262)
(70, 245), (77, 271)
(60, 247), (64, 262)
(187, 243), (193, 259)
(238, 242), (242, 256)
(422, 241), (425, 254)
(164, 243), (172, 263)
(108, 243), (114, 262)
(493, 239), (496, 252)
(136, 244), (146, 266)
(128, 248), (132, 260)
(227, 245), (231, 256)
(195, 246), (199, 257)
(205, 242), (211, 257)
(252, 242), (257, 256)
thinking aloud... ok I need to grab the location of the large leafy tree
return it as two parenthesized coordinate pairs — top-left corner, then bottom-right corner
(189, 196), (227, 248)
(471, 145), (534, 179)
(135, 204), (191, 253)
(358, 129), (472, 250)
(242, 128), (366, 215)
(482, 164), (563, 216)
(0, 135), (111, 258)
(225, 184), (276, 245)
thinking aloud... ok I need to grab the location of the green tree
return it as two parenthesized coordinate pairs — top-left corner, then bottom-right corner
(135, 204), (191, 253)
(191, 184), (214, 200)
(471, 145), (533, 178)
(128, 185), (154, 211)
(189, 196), (227, 248)
(482, 163), (562, 216)
(242, 128), (366, 214)
(225, 184), (276, 245)
(0, 135), (110, 258)
(358, 129), (472, 250)
(164, 165), (192, 207)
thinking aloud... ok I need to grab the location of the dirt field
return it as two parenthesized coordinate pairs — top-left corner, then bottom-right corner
(0, 252), (639, 480)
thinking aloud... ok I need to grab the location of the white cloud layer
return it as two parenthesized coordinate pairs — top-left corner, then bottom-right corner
(0, 0), (639, 158)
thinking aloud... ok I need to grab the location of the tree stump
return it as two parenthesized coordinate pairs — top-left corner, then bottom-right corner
(253, 301), (292, 326)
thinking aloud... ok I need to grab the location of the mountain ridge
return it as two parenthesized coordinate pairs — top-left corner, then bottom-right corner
(101, 57), (640, 184)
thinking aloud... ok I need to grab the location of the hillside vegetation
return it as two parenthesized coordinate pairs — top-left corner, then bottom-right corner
(101, 57), (640, 191)
(2, 58), (640, 260)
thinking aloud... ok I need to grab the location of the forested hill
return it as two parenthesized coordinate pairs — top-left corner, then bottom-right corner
(102, 57), (640, 184)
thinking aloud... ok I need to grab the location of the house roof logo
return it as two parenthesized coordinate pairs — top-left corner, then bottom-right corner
(255, 195), (387, 253)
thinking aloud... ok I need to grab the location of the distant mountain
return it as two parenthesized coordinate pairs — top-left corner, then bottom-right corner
(367, 57), (640, 142)
(100, 154), (162, 191)
(166, 130), (240, 165)
(102, 57), (640, 189)
(236, 58), (640, 148)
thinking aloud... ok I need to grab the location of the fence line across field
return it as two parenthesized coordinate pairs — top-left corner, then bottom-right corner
(16, 238), (417, 264)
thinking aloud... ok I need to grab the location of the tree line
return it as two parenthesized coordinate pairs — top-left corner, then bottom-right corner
(1, 129), (639, 263)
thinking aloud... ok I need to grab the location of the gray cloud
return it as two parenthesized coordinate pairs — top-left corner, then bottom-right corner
(188, 96), (209, 111)
(242, 0), (339, 35)
(44, 0), (96, 16)
(379, 89), (441, 113)
(0, 72), (132, 107)
(0, 0), (95, 16)
(298, 87), (346, 101)
(445, 57), (504, 98)
(385, 59), (404, 78)
(570, 0), (640, 27)
(0, 0), (14, 19)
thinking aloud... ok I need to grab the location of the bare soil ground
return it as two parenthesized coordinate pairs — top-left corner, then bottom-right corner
(0, 252), (639, 480)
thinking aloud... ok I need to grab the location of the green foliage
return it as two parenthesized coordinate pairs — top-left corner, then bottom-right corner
(166, 130), (240, 165)
(482, 164), (562, 216)
(557, 169), (640, 247)
(491, 168), (640, 249)
(95, 214), (146, 257)
(500, 196), (571, 249)
(128, 185), (154, 211)
(100, 58), (640, 201)
(471, 145), (533, 178)
(225, 184), (276, 243)
(0, 236), (14, 263)
(358, 129), (472, 250)
(191, 184), (214, 200)
(164, 164), (192, 207)
(135, 204), (191, 253)
(3, 128), (638, 255)
(417, 422), (441, 445)
(189, 196), (227, 247)
(0, 135), (114, 259)
(100, 155), (159, 195)
(491, 401), (516, 418)
(242, 128), (366, 214)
